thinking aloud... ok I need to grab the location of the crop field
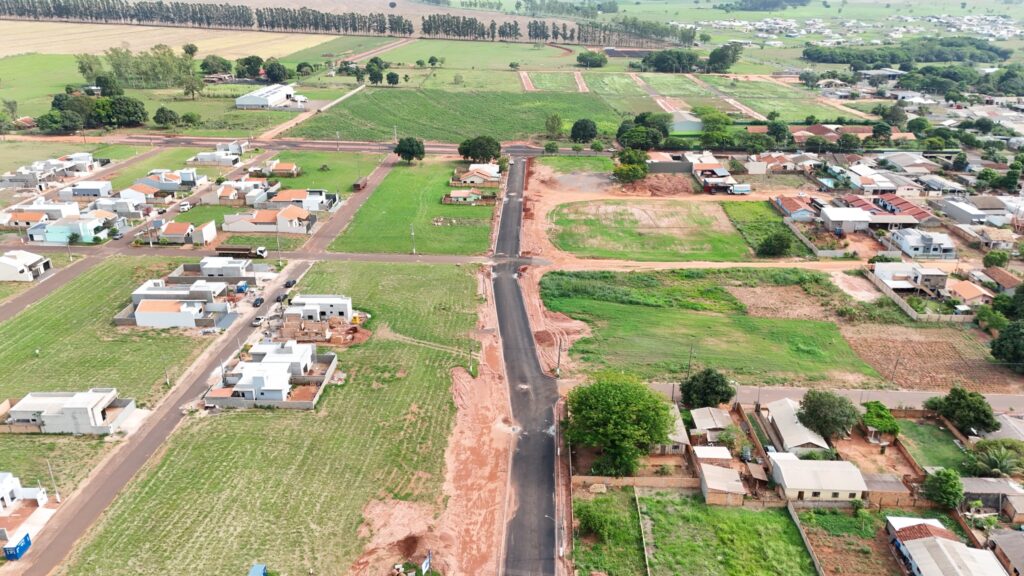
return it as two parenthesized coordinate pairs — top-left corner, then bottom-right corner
(639, 74), (706, 98)
(0, 257), (213, 405)
(64, 261), (480, 576)
(269, 151), (384, 194)
(529, 72), (579, 92)
(549, 200), (751, 262)
(640, 493), (816, 576)
(573, 488), (646, 576)
(420, 69), (523, 92)
(330, 160), (493, 255)
(700, 76), (845, 121)
(290, 88), (623, 143)
(537, 156), (614, 174)
(173, 205), (243, 226)
(898, 420), (967, 469)
(721, 201), (811, 258)
(380, 39), (579, 70)
(0, 21), (331, 59)
(541, 269), (880, 384)
(123, 89), (297, 138)
(0, 53), (80, 116)
(223, 234), (306, 252)
(279, 35), (397, 67)
(585, 74), (648, 96)
(108, 147), (203, 190)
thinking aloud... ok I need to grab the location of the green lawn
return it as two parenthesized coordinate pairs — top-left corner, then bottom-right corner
(420, 69), (523, 92)
(0, 257), (214, 406)
(573, 489), (646, 576)
(108, 147), (203, 190)
(123, 89), (297, 137)
(642, 493), (816, 576)
(329, 160), (493, 255)
(0, 53), (79, 116)
(721, 201), (811, 258)
(537, 156), (613, 173)
(268, 151), (383, 194)
(541, 269), (880, 383)
(173, 205), (243, 226)
(92, 144), (151, 161)
(530, 72), (578, 92)
(585, 74), (649, 96)
(550, 200), (751, 262)
(223, 234), (306, 252)
(64, 261), (480, 576)
(279, 35), (396, 67)
(380, 39), (580, 70)
(899, 420), (967, 469)
(0, 435), (107, 500)
(289, 88), (624, 142)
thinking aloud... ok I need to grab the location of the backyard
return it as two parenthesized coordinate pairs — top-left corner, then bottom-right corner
(898, 419), (967, 469)
(329, 159), (494, 255)
(63, 261), (480, 576)
(641, 493), (817, 576)
(721, 201), (811, 258)
(573, 488), (646, 576)
(123, 89), (297, 137)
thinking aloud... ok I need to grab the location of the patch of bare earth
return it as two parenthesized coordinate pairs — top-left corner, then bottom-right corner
(830, 271), (881, 302)
(727, 285), (830, 321)
(620, 173), (694, 197)
(802, 523), (902, 576)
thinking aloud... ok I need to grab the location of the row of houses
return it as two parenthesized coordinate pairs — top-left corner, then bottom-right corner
(0, 152), (97, 190)
(745, 123), (918, 145)
(873, 262), (1022, 310)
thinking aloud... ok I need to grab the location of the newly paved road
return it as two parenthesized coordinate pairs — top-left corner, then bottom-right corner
(496, 158), (558, 576)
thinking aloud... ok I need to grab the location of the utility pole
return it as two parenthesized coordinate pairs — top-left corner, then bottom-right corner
(46, 459), (61, 503)
(164, 367), (170, 387)
(336, 130), (340, 152)
(410, 223), (416, 255)
(393, 125), (398, 144)
(555, 342), (562, 378)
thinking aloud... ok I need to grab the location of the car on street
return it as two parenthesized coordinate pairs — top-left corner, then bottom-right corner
(178, 201), (192, 212)
(253, 297), (265, 307)
(156, 208), (167, 215)
(275, 294), (286, 303)
(250, 315), (265, 327)
(111, 231), (124, 240)
(284, 280), (297, 288)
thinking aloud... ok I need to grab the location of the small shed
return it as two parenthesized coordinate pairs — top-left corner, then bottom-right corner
(700, 463), (746, 506)
(1003, 494), (1024, 523)
(248, 564), (268, 576)
(693, 445), (732, 467)
(3, 533), (30, 561)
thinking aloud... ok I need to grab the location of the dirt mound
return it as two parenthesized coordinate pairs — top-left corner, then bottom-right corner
(620, 174), (694, 197)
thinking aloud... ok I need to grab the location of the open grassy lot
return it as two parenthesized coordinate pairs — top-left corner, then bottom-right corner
(289, 88), (623, 142)
(541, 269), (880, 383)
(585, 74), (648, 96)
(279, 35), (396, 67)
(223, 234), (306, 252)
(550, 200), (751, 262)
(529, 72), (578, 92)
(537, 156), (613, 174)
(0, 141), (96, 173)
(269, 151), (383, 194)
(573, 488), (646, 576)
(64, 261), (479, 576)
(123, 89), (297, 138)
(419, 69), (523, 92)
(381, 39), (579, 70)
(173, 205), (243, 226)
(721, 201), (811, 258)
(92, 144), (151, 161)
(700, 76), (846, 121)
(330, 159), (493, 255)
(0, 257), (213, 405)
(639, 74), (706, 97)
(108, 147), (203, 190)
(0, 252), (75, 303)
(0, 434), (107, 498)
(0, 53), (79, 116)
(641, 493), (816, 576)
(898, 420), (967, 469)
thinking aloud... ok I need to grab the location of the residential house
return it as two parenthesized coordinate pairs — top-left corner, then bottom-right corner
(57, 180), (112, 201)
(690, 406), (733, 442)
(763, 397), (829, 454)
(976, 227), (1017, 251)
(134, 299), (212, 328)
(249, 159), (301, 178)
(859, 68), (906, 81)
(199, 257), (253, 278)
(748, 152), (820, 174)
(27, 213), (108, 244)
(445, 188), (484, 204)
(830, 164), (897, 195)
(206, 339), (337, 408)
(816, 78), (848, 89)
(942, 200), (988, 225)
(5, 388), (136, 435)
(7, 198), (80, 221)
(159, 221), (194, 244)
(919, 174), (967, 195)
(991, 529), (1024, 576)
(863, 473), (911, 507)
(131, 279), (228, 305)
(774, 196), (817, 221)
(873, 262), (948, 293)
(874, 194), (939, 226)
(0, 251), (51, 282)
(188, 150), (239, 167)
(247, 340), (314, 376)
(215, 185), (241, 203)
(221, 206), (312, 234)
(264, 189), (334, 212)
(1003, 493), (1024, 523)
(961, 477), (1024, 509)
(966, 196), (1010, 218)
(0, 153), (95, 190)
(216, 140), (248, 155)
(224, 363), (291, 401)
(947, 279), (994, 307)
(235, 84), (295, 109)
(877, 152), (940, 175)
(768, 453), (868, 501)
(2, 211), (47, 228)
(890, 228), (957, 259)
(91, 196), (144, 219)
(0, 473), (48, 511)
(700, 464), (746, 506)
(135, 169), (206, 193)
(983, 267), (1021, 295)
(452, 163), (501, 186)
(887, 516), (1007, 576)
(652, 404), (690, 455)
(885, 172), (926, 197)
(693, 445), (733, 467)
(285, 294), (353, 322)
(119, 183), (164, 205)
(821, 206), (872, 234)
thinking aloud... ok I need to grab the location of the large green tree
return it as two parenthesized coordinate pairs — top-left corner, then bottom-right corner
(680, 368), (735, 408)
(797, 390), (858, 440)
(457, 135), (501, 163)
(200, 55), (232, 75)
(922, 468), (964, 509)
(570, 118), (598, 143)
(565, 371), (672, 476)
(924, 386), (1001, 433)
(393, 137), (425, 164)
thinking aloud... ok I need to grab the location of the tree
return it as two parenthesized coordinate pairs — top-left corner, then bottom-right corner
(394, 137), (425, 164)
(509, 61), (520, 70)
(907, 117), (930, 134)
(617, 148), (648, 166)
(766, 120), (792, 145)
(680, 368), (735, 408)
(180, 112), (201, 126)
(153, 107), (180, 127)
(952, 152), (969, 171)
(993, 321), (1024, 374)
(458, 135), (501, 163)
(182, 43), (198, 58)
(922, 468), (964, 509)
(428, 55), (439, 67)
(105, 96), (148, 127)
(984, 251), (1010, 268)
(94, 75), (123, 97)
(565, 371), (672, 476)
(264, 61), (288, 83)
(613, 164), (647, 183)
(706, 44), (742, 73)
(797, 390), (858, 440)
(544, 141), (559, 154)
(416, 59), (426, 68)
(872, 122), (893, 140)
(836, 132), (861, 151)
(576, 51), (608, 68)
(368, 68), (384, 85)
(67, 232), (81, 245)
(296, 62), (314, 76)
(756, 231), (791, 257)
(182, 74), (205, 100)
(590, 140), (605, 152)
(545, 113), (563, 138)
(967, 445), (1022, 478)
(924, 386), (1001, 433)
(882, 105), (908, 128)
(571, 119), (598, 143)
(35, 109), (83, 134)
(799, 70), (820, 88)
(805, 135), (829, 153)
(235, 55), (264, 79)
(386, 71), (400, 86)
(699, 32), (712, 44)
(619, 126), (661, 150)
(2, 99), (15, 119)
(200, 55), (232, 75)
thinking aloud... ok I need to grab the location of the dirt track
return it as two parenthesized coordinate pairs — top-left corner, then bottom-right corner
(519, 71), (536, 92)
(573, 71), (589, 93)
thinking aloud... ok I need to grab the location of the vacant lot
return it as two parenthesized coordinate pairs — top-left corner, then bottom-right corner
(0, 434), (106, 500)
(798, 509), (910, 576)
(64, 261), (479, 576)
(529, 72), (578, 92)
(899, 420), (967, 469)
(223, 234), (306, 252)
(289, 89), (623, 142)
(573, 488), (646, 576)
(416, 69), (522, 92)
(269, 151), (383, 194)
(639, 74), (706, 97)
(173, 205), (243, 226)
(0, 142), (141, 174)
(641, 493), (816, 576)
(550, 200), (751, 262)
(0, 257), (213, 405)
(0, 53), (80, 116)
(701, 76), (845, 121)
(330, 160), (493, 255)
(541, 269), (880, 384)
(279, 35), (397, 67)
(721, 201), (811, 257)
(586, 74), (649, 96)
(536, 156), (613, 174)
(381, 39), (579, 70)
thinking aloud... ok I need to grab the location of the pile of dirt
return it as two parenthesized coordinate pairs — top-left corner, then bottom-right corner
(620, 174), (694, 197)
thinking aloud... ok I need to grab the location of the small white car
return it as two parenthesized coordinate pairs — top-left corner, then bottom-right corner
(251, 315), (266, 327)
(179, 201), (192, 212)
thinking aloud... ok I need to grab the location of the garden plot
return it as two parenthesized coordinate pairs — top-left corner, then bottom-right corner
(528, 72), (579, 92)
(549, 200), (751, 262)
(797, 509), (905, 576)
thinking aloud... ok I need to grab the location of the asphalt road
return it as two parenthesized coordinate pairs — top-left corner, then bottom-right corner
(496, 158), (559, 576)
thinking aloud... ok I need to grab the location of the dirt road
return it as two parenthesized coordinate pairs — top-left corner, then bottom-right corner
(573, 71), (589, 93)
(519, 71), (536, 92)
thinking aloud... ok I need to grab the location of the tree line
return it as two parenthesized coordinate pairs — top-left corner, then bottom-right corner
(713, 0), (809, 10)
(802, 37), (1013, 67)
(254, 8), (413, 36)
(636, 45), (743, 74)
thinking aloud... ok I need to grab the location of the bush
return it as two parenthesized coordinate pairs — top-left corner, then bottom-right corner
(613, 163), (647, 183)
(756, 231), (792, 257)
(574, 498), (618, 541)
(922, 468), (964, 509)
(861, 401), (900, 436)
(544, 141), (559, 154)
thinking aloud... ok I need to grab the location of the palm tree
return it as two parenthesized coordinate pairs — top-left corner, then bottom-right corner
(970, 446), (1023, 478)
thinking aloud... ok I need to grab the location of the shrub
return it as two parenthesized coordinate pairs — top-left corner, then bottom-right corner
(861, 401), (899, 436)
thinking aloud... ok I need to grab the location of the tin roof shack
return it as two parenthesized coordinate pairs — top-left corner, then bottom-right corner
(700, 464), (747, 506)
(763, 397), (829, 455)
(5, 388), (135, 435)
(960, 477), (1024, 510)
(769, 453), (867, 502)
(887, 516), (1007, 576)
(990, 529), (1024, 576)
(205, 340), (338, 409)
(652, 404), (690, 456)
(690, 406), (733, 443)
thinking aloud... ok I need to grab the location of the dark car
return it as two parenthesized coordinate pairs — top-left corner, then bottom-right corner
(285, 280), (297, 288)
(275, 293), (286, 303)
(156, 208), (167, 215)
(253, 297), (265, 307)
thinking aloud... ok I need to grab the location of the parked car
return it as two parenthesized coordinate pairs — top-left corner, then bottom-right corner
(156, 208), (167, 215)
(284, 280), (297, 288)
(275, 294), (286, 303)
(199, 328), (220, 335)
(178, 201), (192, 212)
(111, 231), (124, 240)
(250, 315), (265, 327)
(253, 297), (265, 307)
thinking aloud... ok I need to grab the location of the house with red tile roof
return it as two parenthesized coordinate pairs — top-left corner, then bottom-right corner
(222, 207), (312, 234)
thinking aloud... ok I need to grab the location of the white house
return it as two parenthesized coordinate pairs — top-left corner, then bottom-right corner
(119, 183), (163, 205)
(221, 206), (311, 234)
(769, 453), (867, 502)
(131, 279), (228, 305)
(247, 340), (314, 375)
(133, 299), (209, 328)
(0, 473), (48, 510)
(235, 84), (295, 109)
(7, 197), (80, 220)
(891, 228), (957, 260)
(216, 140), (249, 155)
(821, 206), (872, 234)
(6, 388), (136, 435)
(57, 180), (112, 201)
(285, 294), (353, 322)
(0, 250), (51, 282)
(188, 150), (240, 167)
(887, 516), (1007, 576)
(200, 256), (253, 278)
(453, 163), (501, 186)
(228, 363), (291, 401)
(91, 196), (144, 219)
(264, 189), (333, 212)
(763, 397), (829, 454)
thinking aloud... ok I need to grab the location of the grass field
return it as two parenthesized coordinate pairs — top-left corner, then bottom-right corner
(64, 261), (480, 576)
(529, 72), (578, 92)
(639, 74), (706, 97)
(223, 234), (306, 252)
(93, 144), (151, 161)
(721, 201), (811, 258)
(124, 89), (297, 137)
(898, 420), (967, 469)
(420, 69), (523, 92)
(541, 269), (880, 383)
(700, 76), (846, 121)
(0, 53), (80, 116)
(573, 488), (646, 576)
(289, 88), (625, 142)
(173, 205), (243, 226)
(330, 160), (493, 255)
(0, 141), (97, 173)
(550, 200), (751, 262)
(585, 74), (648, 96)
(279, 35), (396, 67)
(108, 147), (203, 190)
(537, 156), (613, 173)
(0, 257), (213, 405)
(381, 39), (580, 70)
(641, 493), (816, 576)
(0, 434), (107, 498)
(268, 151), (383, 194)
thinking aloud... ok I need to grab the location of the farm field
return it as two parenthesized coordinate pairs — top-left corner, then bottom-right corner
(268, 151), (384, 194)
(380, 39), (580, 70)
(330, 159), (493, 255)
(639, 74), (706, 97)
(420, 69), (523, 92)
(585, 74), (649, 96)
(279, 35), (397, 67)
(0, 256), (213, 405)
(288, 88), (623, 142)
(537, 156), (614, 174)
(173, 205), (243, 226)
(898, 420), (967, 469)
(0, 53), (80, 116)
(222, 234), (306, 252)
(63, 261), (480, 576)
(700, 76), (845, 121)
(108, 147), (204, 190)
(641, 493), (817, 576)
(573, 488), (646, 576)
(123, 89), (298, 138)
(721, 201), (811, 258)
(529, 72), (578, 92)
(549, 200), (752, 262)
(540, 269), (881, 384)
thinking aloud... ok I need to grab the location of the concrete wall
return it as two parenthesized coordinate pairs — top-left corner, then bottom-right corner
(786, 502), (827, 576)
(570, 476), (701, 489)
(864, 269), (975, 323)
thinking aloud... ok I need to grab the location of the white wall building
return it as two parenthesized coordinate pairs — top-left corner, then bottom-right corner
(285, 294), (353, 322)
(6, 388), (136, 435)
(769, 453), (867, 502)
(133, 299), (208, 328)
(57, 180), (112, 201)
(0, 251), (51, 282)
(235, 84), (295, 109)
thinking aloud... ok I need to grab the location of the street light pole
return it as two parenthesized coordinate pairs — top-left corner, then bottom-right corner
(410, 223), (416, 255)
(46, 459), (61, 503)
